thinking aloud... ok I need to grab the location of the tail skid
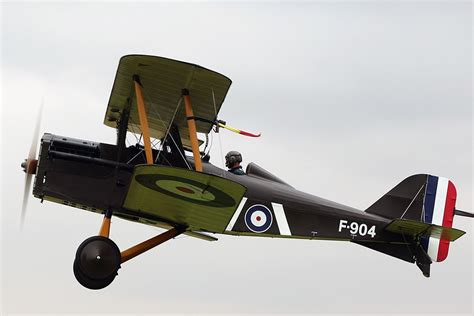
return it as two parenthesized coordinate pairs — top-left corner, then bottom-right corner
(354, 238), (433, 276)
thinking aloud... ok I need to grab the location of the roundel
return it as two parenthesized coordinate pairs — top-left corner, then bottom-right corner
(154, 179), (216, 202)
(244, 204), (273, 233)
(134, 174), (236, 207)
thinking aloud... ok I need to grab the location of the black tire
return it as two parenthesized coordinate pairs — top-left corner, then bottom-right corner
(73, 259), (117, 290)
(73, 236), (121, 290)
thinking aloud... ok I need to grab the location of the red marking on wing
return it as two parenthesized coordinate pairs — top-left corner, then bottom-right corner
(176, 186), (195, 194)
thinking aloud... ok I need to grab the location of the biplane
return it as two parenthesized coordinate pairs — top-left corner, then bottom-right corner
(21, 55), (473, 290)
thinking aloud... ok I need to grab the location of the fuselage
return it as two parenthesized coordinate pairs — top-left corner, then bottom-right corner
(34, 133), (392, 242)
(201, 162), (391, 241)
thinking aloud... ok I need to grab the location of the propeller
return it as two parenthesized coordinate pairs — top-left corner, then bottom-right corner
(20, 100), (43, 227)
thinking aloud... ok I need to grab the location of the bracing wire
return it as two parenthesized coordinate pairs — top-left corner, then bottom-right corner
(207, 131), (214, 157)
(127, 117), (142, 145)
(140, 88), (191, 170)
(152, 97), (183, 163)
(212, 87), (226, 175)
(125, 115), (147, 163)
(400, 184), (425, 219)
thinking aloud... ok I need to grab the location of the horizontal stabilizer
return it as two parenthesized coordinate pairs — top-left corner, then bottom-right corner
(455, 209), (474, 218)
(385, 219), (465, 242)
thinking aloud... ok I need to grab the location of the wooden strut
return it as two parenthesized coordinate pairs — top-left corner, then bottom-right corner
(182, 89), (203, 172)
(133, 75), (154, 165)
(120, 227), (185, 264)
(98, 210), (113, 238)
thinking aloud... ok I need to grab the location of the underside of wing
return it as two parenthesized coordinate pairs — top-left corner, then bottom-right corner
(122, 165), (247, 233)
(104, 55), (232, 148)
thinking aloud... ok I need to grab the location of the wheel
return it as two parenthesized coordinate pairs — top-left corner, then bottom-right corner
(75, 236), (121, 280)
(73, 259), (117, 290)
(73, 236), (121, 290)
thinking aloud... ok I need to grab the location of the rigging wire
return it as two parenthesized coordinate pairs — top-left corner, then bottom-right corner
(420, 176), (430, 222)
(140, 88), (191, 170)
(208, 131), (214, 157)
(127, 149), (145, 164)
(137, 132), (143, 146)
(151, 137), (161, 150)
(126, 115), (147, 163)
(204, 131), (213, 158)
(212, 87), (226, 175)
(400, 184), (425, 219)
(127, 120), (142, 144)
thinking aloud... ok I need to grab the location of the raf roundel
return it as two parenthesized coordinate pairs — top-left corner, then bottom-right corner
(134, 174), (237, 207)
(244, 204), (273, 233)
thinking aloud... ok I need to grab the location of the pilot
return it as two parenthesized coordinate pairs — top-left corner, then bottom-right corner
(225, 151), (245, 175)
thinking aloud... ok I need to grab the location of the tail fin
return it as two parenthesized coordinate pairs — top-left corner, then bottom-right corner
(360, 174), (466, 276)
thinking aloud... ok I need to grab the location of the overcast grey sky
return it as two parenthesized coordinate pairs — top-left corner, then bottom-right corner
(1, 1), (472, 315)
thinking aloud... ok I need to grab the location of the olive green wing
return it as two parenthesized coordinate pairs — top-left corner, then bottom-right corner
(123, 165), (247, 233)
(103, 55), (232, 150)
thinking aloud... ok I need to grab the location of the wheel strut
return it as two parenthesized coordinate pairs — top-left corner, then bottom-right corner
(120, 226), (185, 263)
(98, 209), (113, 238)
(73, 209), (185, 290)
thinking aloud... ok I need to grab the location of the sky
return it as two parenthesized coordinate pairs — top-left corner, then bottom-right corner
(1, 1), (472, 315)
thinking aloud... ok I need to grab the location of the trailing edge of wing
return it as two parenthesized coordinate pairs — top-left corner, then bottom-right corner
(385, 219), (465, 242)
(185, 231), (218, 241)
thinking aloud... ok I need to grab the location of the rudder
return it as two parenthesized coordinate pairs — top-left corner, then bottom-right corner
(420, 176), (457, 262)
(365, 174), (458, 263)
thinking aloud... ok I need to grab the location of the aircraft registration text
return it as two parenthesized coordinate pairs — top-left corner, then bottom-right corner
(338, 220), (376, 238)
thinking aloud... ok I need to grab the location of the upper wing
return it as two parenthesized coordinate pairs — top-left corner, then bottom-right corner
(103, 55), (232, 148)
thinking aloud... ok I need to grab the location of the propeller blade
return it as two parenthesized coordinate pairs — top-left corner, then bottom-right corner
(28, 99), (43, 160)
(21, 99), (44, 227)
(21, 174), (33, 227)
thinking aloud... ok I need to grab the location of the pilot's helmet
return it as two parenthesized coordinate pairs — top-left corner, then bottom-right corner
(225, 151), (242, 168)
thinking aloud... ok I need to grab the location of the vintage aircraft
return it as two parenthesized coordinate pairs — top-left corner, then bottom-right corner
(21, 55), (473, 290)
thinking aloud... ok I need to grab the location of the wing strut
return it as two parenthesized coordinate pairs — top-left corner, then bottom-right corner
(133, 75), (153, 165)
(182, 89), (203, 172)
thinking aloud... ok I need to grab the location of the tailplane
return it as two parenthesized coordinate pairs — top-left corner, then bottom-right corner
(359, 174), (470, 277)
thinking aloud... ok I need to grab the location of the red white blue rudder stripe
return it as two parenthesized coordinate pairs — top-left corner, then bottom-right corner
(421, 175), (457, 262)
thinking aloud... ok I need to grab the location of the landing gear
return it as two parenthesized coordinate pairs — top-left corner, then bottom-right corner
(73, 210), (185, 289)
(73, 236), (121, 290)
